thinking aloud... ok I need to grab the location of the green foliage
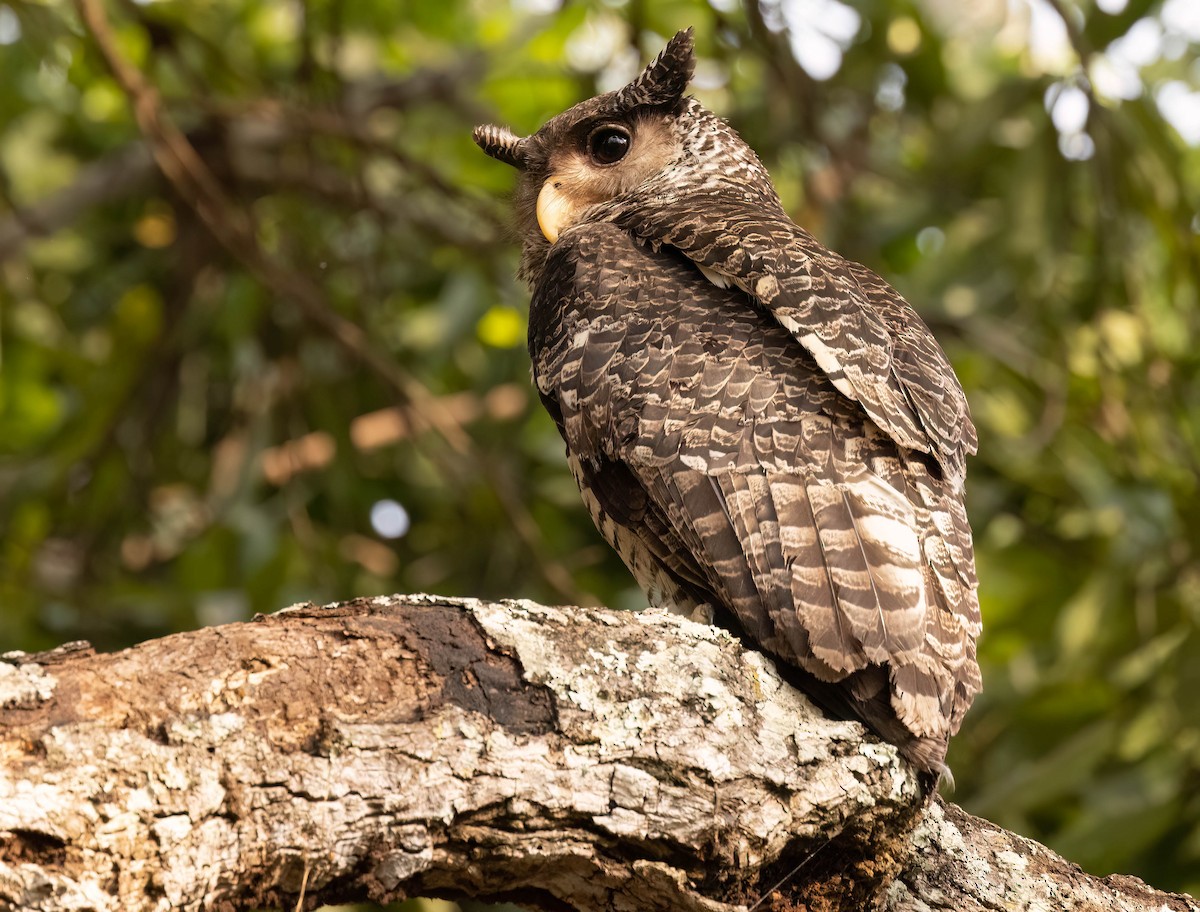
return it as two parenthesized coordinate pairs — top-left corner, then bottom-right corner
(1, 0), (1198, 898)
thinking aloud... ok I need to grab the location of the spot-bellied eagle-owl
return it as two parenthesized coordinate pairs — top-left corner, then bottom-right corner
(473, 28), (981, 777)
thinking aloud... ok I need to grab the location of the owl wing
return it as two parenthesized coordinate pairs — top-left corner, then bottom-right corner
(531, 224), (981, 771)
(613, 198), (977, 485)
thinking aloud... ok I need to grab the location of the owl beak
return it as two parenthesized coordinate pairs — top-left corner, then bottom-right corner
(536, 179), (576, 244)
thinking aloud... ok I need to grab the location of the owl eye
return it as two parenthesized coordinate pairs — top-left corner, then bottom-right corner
(588, 126), (631, 165)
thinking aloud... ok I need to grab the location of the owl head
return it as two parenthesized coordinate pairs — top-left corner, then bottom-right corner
(473, 29), (780, 282)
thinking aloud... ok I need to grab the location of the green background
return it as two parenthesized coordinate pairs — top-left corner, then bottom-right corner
(2, 0), (1198, 900)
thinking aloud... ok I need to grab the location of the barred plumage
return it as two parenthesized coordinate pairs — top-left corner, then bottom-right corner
(475, 28), (981, 777)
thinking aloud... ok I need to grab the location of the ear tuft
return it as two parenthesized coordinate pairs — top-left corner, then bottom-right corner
(615, 27), (695, 111)
(473, 124), (528, 169)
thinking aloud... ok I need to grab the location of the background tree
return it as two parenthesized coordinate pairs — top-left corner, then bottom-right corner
(0, 0), (1198, 899)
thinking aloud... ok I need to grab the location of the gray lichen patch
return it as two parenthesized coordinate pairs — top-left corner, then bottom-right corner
(0, 662), (57, 709)
(5, 595), (1183, 912)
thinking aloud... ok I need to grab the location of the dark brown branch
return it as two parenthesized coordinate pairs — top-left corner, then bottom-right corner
(75, 0), (467, 449)
(0, 144), (155, 262)
(72, 0), (583, 603)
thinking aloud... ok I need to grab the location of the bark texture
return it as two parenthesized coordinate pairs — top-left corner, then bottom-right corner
(0, 594), (1194, 912)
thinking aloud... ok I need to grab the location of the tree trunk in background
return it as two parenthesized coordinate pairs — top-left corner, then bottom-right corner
(0, 595), (1195, 912)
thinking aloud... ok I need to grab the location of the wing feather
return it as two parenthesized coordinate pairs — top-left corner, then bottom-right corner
(614, 201), (976, 483)
(530, 223), (981, 772)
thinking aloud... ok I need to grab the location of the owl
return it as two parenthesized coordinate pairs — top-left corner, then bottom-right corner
(474, 29), (981, 779)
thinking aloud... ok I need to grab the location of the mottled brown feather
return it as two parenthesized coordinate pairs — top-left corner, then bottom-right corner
(483, 31), (982, 777)
(529, 223), (980, 772)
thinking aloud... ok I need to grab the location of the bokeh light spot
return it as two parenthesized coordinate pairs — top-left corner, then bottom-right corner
(371, 499), (411, 540)
(478, 306), (525, 348)
(887, 17), (921, 56)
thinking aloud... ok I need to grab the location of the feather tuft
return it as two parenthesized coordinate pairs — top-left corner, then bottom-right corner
(472, 123), (528, 169)
(615, 28), (695, 111)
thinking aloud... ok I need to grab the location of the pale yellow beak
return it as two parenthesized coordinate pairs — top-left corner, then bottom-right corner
(536, 179), (577, 244)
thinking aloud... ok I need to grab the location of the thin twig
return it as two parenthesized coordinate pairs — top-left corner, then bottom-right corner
(0, 144), (155, 262)
(75, 0), (470, 450)
(293, 859), (310, 912)
(747, 830), (838, 912)
(1042, 0), (1095, 72)
(74, 0), (584, 603)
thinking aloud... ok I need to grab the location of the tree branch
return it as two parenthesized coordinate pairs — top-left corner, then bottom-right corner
(68, 0), (585, 605)
(0, 595), (1195, 912)
(0, 144), (155, 262)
